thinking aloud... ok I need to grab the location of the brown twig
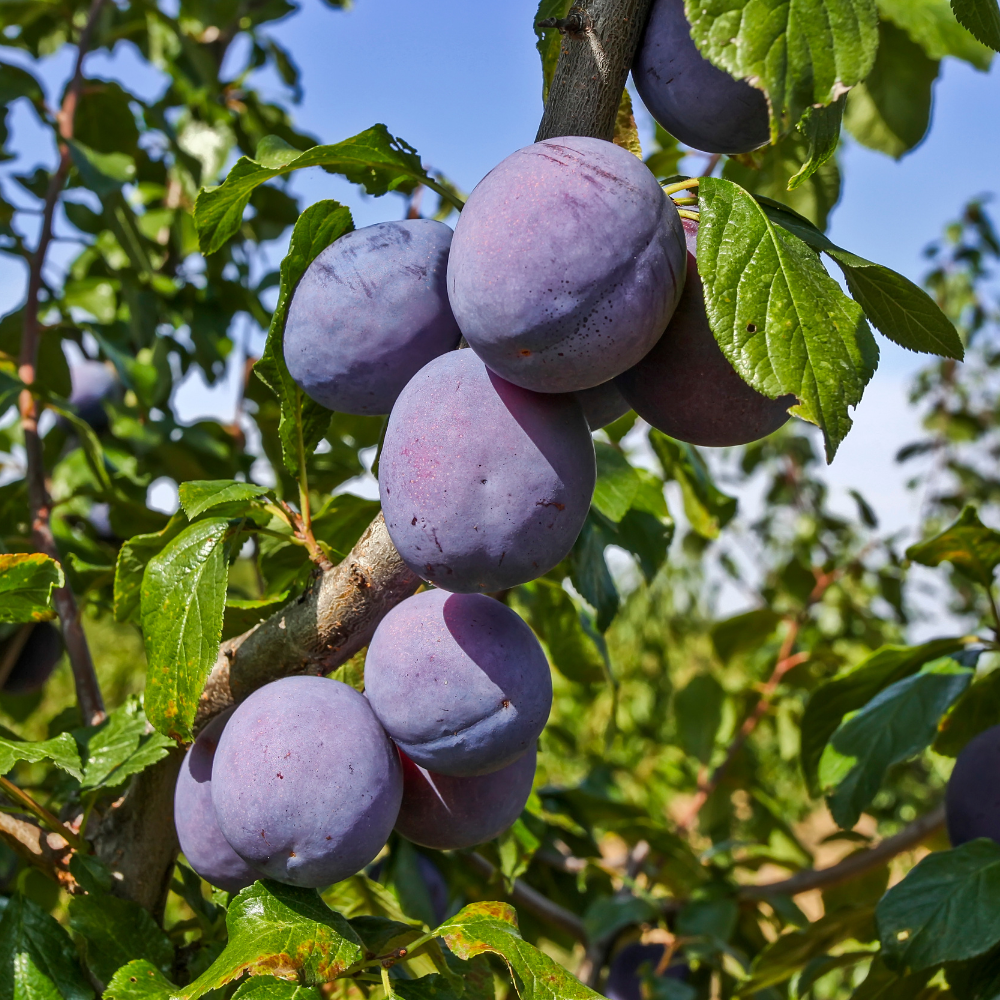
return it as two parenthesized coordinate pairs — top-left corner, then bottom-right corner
(465, 850), (587, 943)
(0, 775), (85, 851)
(0, 810), (78, 892)
(17, 0), (107, 726)
(741, 804), (946, 899)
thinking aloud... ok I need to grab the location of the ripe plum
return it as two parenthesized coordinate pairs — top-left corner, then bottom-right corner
(212, 676), (403, 888)
(380, 350), (595, 593)
(615, 219), (794, 446)
(575, 381), (631, 430)
(605, 943), (689, 1000)
(1, 623), (63, 695)
(173, 710), (261, 893)
(394, 747), (536, 850)
(284, 220), (462, 415)
(447, 136), (686, 392)
(632, 0), (770, 154)
(365, 589), (552, 776)
(947, 724), (1000, 846)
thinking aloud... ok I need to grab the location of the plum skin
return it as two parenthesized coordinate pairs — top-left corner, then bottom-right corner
(575, 381), (631, 431)
(380, 350), (596, 594)
(365, 589), (552, 776)
(615, 219), (794, 447)
(632, 0), (770, 155)
(394, 748), (536, 851)
(2, 623), (63, 695)
(173, 709), (261, 894)
(947, 724), (1000, 846)
(605, 943), (689, 1000)
(211, 676), (403, 889)
(284, 219), (462, 415)
(447, 136), (686, 393)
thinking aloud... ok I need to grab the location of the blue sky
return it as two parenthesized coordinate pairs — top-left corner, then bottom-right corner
(2, 0), (999, 538)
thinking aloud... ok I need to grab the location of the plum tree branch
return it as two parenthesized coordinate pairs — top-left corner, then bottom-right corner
(18, 0), (107, 727)
(536, 0), (654, 143)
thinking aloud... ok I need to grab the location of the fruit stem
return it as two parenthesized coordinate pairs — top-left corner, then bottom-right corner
(381, 965), (393, 999)
(662, 178), (700, 196)
(671, 197), (698, 206)
(677, 209), (700, 222)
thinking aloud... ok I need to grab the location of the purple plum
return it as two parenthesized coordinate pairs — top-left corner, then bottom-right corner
(365, 589), (552, 776)
(615, 219), (794, 446)
(173, 709), (261, 894)
(575, 381), (631, 431)
(394, 748), (536, 851)
(2, 623), (63, 695)
(605, 943), (689, 1000)
(284, 220), (462, 415)
(632, 0), (770, 154)
(212, 676), (403, 889)
(447, 136), (686, 393)
(69, 361), (116, 430)
(947, 724), (1000, 846)
(380, 350), (596, 593)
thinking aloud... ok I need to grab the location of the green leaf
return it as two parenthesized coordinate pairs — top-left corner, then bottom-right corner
(684, 0), (880, 139)
(827, 248), (965, 359)
(737, 906), (875, 994)
(222, 593), (289, 640)
(113, 514), (187, 624)
(569, 513), (619, 631)
(178, 480), (270, 519)
(906, 505), (1000, 587)
(877, 839), (1000, 970)
(584, 895), (659, 942)
(66, 138), (135, 195)
(697, 177), (878, 460)
(790, 96), (846, 191)
(710, 608), (783, 663)
(819, 656), (973, 829)
(194, 125), (460, 255)
(141, 518), (232, 741)
(497, 815), (544, 890)
(103, 960), (174, 1000)
(77, 696), (175, 791)
(950, 0), (1000, 51)
(231, 979), (322, 1000)
(675, 673), (725, 764)
(68, 893), (173, 987)
(645, 124), (684, 182)
(0, 730), (83, 781)
(393, 975), (469, 1000)
(253, 200), (351, 476)
(934, 666), (1000, 756)
(800, 638), (968, 794)
(723, 131), (842, 231)
(534, 0), (572, 101)
(0, 894), (94, 1000)
(0, 61), (44, 105)
(851, 956), (934, 1000)
(0, 553), (64, 623)
(650, 431), (737, 538)
(844, 20), (939, 159)
(184, 881), (363, 996)
(438, 901), (602, 999)
(592, 442), (642, 523)
(511, 579), (606, 684)
(877, 0), (993, 67)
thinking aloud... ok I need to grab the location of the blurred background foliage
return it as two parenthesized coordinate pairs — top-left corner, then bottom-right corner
(1, 1), (1000, 998)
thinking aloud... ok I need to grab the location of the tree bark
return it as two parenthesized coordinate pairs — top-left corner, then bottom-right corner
(536, 0), (653, 143)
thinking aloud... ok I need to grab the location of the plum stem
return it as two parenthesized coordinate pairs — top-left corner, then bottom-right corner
(380, 965), (393, 999)
(537, 7), (590, 36)
(16, 0), (108, 728)
(662, 177), (700, 196)
(677, 209), (700, 222)
(671, 197), (698, 206)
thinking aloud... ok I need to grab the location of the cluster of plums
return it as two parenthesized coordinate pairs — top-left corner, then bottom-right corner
(174, 590), (550, 892)
(173, 0), (787, 896)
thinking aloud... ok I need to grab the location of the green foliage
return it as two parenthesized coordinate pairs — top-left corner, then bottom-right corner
(907, 505), (1000, 588)
(950, 0), (1000, 50)
(0, 554), (64, 622)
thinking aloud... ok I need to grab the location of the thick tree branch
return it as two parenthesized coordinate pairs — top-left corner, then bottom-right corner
(741, 805), (946, 899)
(536, 0), (654, 143)
(18, 0), (107, 726)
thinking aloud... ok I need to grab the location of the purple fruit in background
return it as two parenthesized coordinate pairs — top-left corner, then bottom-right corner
(632, 0), (770, 155)
(284, 220), (462, 415)
(447, 136), (686, 393)
(69, 360), (116, 430)
(947, 724), (1000, 846)
(615, 219), (794, 447)
(365, 589), (552, 776)
(395, 747), (536, 850)
(212, 676), (403, 889)
(1, 623), (63, 695)
(417, 854), (449, 926)
(605, 943), (689, 1000)
(380, 350), (596, 593)
(173, 709), (261, 894)
(575, 381), (631, 431)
